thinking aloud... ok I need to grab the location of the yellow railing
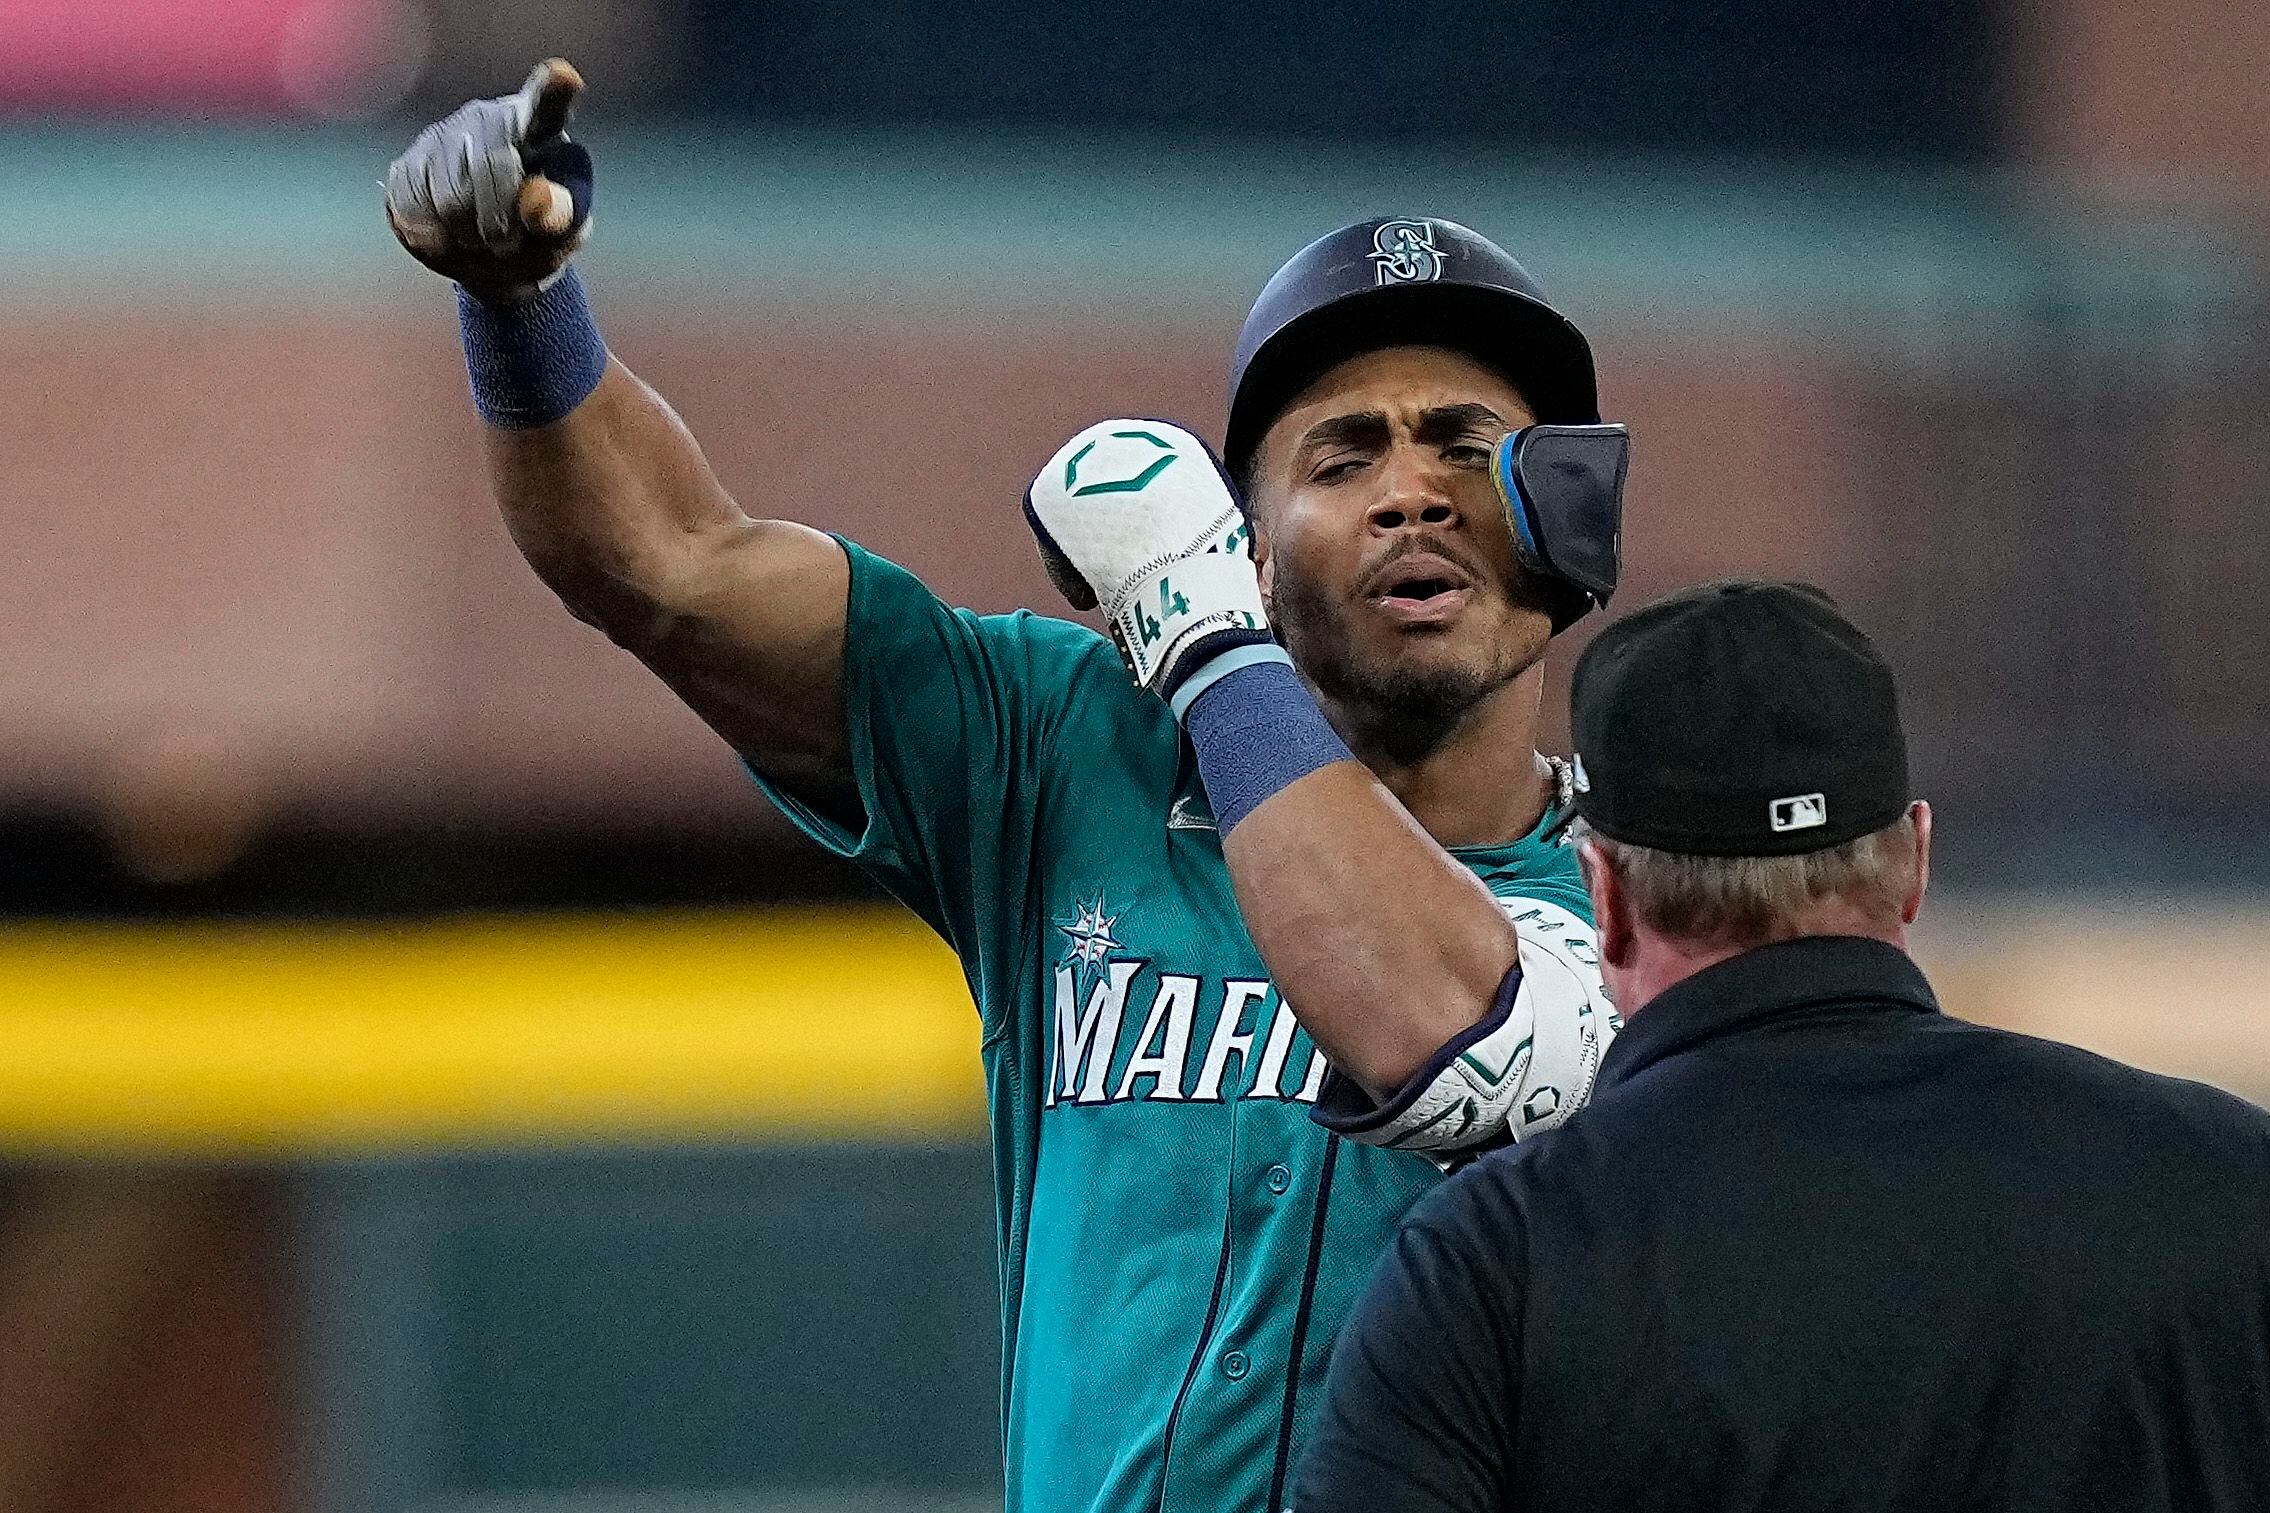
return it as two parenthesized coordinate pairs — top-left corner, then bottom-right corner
(2, 900), (2262, 1156)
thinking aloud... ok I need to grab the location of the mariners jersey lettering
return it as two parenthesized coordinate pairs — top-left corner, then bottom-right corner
(1047, 952), (1323, 1109)
(752, 540), (1599, 1513)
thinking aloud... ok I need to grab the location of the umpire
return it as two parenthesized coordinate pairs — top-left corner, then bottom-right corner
(1294, 581), (2270, 1512)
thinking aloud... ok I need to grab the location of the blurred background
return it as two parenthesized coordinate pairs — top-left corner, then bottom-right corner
(2, 0), (2266, 1508)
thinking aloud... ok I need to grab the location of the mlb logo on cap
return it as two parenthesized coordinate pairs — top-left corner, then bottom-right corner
(1770, 793), (1828, 833)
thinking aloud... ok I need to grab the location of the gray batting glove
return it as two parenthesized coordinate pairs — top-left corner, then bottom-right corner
(384, 59), (595, 302)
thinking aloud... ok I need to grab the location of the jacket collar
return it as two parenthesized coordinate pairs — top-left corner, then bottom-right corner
(1599, 935), (1940, 1091)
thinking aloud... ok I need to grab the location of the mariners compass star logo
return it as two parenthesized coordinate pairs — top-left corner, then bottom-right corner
(1057, 897), (1126, 994)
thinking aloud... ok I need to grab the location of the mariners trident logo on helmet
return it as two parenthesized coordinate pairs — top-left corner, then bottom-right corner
(1369, 219), (1444, 284)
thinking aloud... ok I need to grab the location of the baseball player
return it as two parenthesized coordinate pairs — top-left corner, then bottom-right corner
(384, 61), (1625, 1513)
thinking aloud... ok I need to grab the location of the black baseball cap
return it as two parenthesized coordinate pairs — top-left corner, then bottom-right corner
(1570, 581), (1911, 857)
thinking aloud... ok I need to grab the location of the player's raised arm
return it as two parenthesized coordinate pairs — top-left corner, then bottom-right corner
(1025, 419), (1625, 1157)
(384, 61), (853, 806)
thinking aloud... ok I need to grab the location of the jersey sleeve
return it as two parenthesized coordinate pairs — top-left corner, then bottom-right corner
(1291, 1199), (1519, 1513)
(1311, 895), (1617, 1159)
(748, 537), (1119, 971)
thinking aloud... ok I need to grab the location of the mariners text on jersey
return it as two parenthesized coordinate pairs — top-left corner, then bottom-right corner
(1048, 937), (1319, 1109)
(752, 541), (1605, 1513)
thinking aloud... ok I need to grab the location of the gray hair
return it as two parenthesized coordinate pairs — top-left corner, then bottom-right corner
(1573, 812), (1918, 948)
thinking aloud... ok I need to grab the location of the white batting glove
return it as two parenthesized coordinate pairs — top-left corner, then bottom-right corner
(384, 58), (594, 302)
(1024, 420), (1273, 707)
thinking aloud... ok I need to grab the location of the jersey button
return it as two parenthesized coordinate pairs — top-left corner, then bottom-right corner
(1265, 1164), (1292, 1194)
(1220, 1349), (1250, 1381)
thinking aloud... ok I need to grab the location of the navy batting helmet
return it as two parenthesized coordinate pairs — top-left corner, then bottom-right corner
(1224, 215), (1622, 629)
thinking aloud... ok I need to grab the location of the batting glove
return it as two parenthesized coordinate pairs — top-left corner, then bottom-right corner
(1025, 421), (1275, 709)
(384, 59), (595, 302)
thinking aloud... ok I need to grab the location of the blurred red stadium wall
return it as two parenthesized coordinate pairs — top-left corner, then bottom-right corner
(13, 304), (2267, 864)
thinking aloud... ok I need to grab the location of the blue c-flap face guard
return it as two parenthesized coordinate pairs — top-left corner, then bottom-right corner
(1492, 423), (1628, 622)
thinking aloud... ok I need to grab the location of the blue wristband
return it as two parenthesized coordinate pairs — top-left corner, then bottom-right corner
(1169, 641), (1289, 722)
(456, 267), (607, 428)
(1184, 652), (1355, 836)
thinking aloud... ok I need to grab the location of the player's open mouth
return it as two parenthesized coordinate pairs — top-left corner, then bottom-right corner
(1366, 554), (1475, 624)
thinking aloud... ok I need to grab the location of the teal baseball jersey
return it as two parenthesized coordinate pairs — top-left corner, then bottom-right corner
(753, 539), (1606, 1513)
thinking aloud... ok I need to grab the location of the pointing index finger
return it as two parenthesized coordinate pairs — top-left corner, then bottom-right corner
(514, 58), (584, 147)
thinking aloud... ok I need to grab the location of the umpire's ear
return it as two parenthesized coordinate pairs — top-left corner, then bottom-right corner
(1577, 839), (1635, 970)
(1901, 800), (1933, 926)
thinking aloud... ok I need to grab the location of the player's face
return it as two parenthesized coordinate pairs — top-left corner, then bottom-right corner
(1248, 345), (1555, 753)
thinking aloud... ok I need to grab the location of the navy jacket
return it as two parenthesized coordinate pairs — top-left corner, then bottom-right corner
(1296, 935), (2270, 1512)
